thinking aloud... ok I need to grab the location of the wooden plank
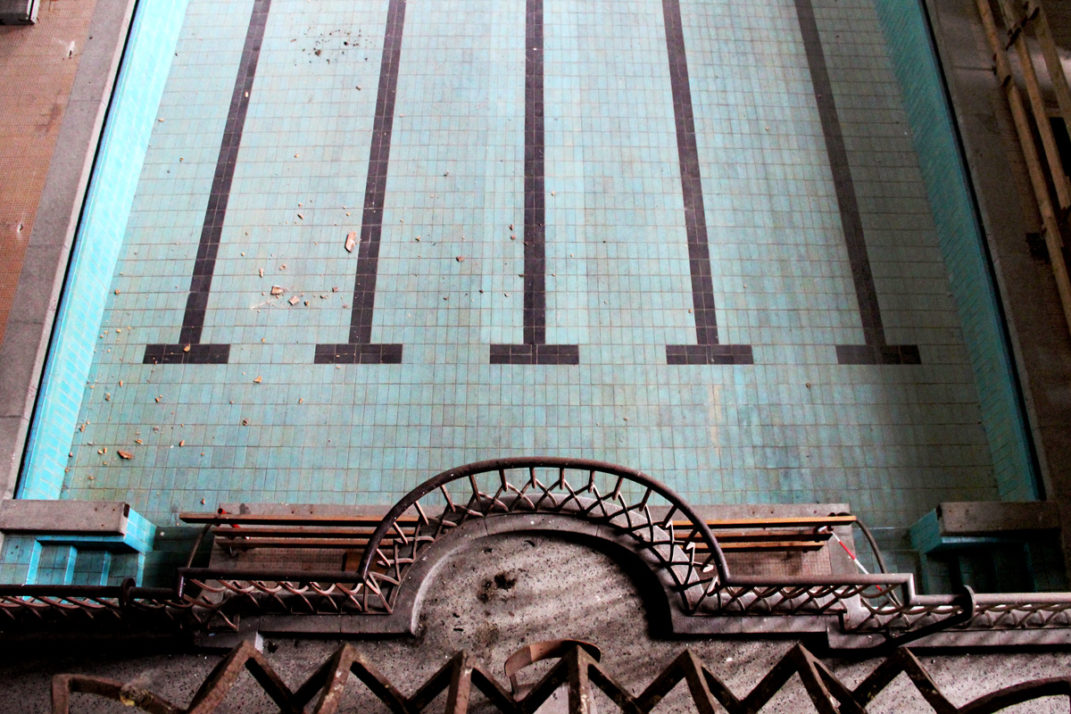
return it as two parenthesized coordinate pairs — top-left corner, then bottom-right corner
(978, 0), (1071, 334)
(714, 531), (831, 542)
(675, 529), (831, 541)
(185, 512), (856, 529)
(1025, 0), (1071, 156)
(215, 538), (826, 552)
(671, 515), (855, 529)
(213, 529), (830, 545)
(211, 526), (380, 538)
(995, 0), (1071, 210)
(196, 512), (848, 558)
(715, 542), (824, 551)
(186, 512), (855, 529)
(217, 538), (372, 550)
(180, 512), (421, 526)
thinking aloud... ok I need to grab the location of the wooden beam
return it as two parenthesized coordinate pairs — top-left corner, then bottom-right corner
(978, 0), (1071, 334)
(995, 0), (1071, 211)
(180, 512), (420, 527)
(1024, 0), (1071, 150)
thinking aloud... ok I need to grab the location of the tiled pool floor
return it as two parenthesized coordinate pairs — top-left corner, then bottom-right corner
(50, 0), (999, 530)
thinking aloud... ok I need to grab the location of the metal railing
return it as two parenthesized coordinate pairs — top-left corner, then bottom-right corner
(3, 458), (1071, 649)
(51, 639), (1071, 713)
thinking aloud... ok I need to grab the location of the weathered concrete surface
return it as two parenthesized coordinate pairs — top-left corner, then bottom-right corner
(2, 534), (1070, 712)
(936, 500), (1062, 535)
(0, 0), (135, 505)
(923, 0), (1071, 574)
(0, 500), (129, 534)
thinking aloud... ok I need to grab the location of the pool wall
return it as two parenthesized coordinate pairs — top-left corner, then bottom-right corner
(17, 0), (189, 499)
(874, 0), (1038, 501)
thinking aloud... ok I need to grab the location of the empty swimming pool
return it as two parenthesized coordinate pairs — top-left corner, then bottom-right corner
(12, 0), (1038, 582)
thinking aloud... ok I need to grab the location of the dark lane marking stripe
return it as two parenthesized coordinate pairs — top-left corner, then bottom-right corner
(663, 0), (753, 366)
(315, 0), (406, 364)
(793, 0), (920, 365)
(144, 0), (273, 365)
(490, 0), (578, 365)
(523, 0), (546, 348)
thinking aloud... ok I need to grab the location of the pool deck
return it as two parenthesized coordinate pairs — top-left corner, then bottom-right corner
(0, 0), (99, 348)
(1, 0), (1071, 571)
(0, 0), (124, 498)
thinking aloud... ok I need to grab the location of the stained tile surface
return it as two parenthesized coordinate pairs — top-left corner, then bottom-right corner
(53, 0), (1000, 530)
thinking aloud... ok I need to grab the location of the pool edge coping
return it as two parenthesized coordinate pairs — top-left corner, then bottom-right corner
(0, 0), (137, 502)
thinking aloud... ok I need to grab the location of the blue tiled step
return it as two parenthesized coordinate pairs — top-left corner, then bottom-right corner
(0, 500), (156, 585)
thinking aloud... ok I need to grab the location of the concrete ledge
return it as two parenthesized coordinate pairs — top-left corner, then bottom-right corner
(0, 0), (136, 501)
(911, 501), (1066, 591)
(0, 500), (129, 535)
(911, 501), (1061, 555)
(936, 501), (1061, 536)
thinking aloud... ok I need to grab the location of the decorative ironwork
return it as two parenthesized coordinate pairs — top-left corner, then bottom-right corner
(356, 457), (729, 615)
(51, 639), (1071, 713)
(4, 458), (1071, 648)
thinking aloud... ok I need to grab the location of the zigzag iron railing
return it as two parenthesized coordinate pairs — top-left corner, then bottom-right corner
(51, 639), (1071, 713)
(4, 458), (1071, 644)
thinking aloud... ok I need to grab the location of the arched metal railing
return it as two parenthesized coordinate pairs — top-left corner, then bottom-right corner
(355, 457), (730, 615)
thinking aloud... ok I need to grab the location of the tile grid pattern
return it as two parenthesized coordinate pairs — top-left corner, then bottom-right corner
(144, 0), (271, 365)
(662, 0), (753, 366)
(21, 0), (1015, 538)
(793, 0), (919, 365)
(315, 0), (406, 365)
(489, 0), (580, 365)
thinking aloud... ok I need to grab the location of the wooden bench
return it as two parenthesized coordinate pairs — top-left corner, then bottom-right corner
(680, 515), (856, 552)
(180, 509), (857, 566)
(180, 511), (419, 552)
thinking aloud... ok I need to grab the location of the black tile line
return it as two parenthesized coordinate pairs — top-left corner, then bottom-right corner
(661, 0), (753, 366)
(792, 0), (920, 365)
(314, 0), (406, 365)
(490, 0), (579, 365)
(143, 0), (273, 365)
